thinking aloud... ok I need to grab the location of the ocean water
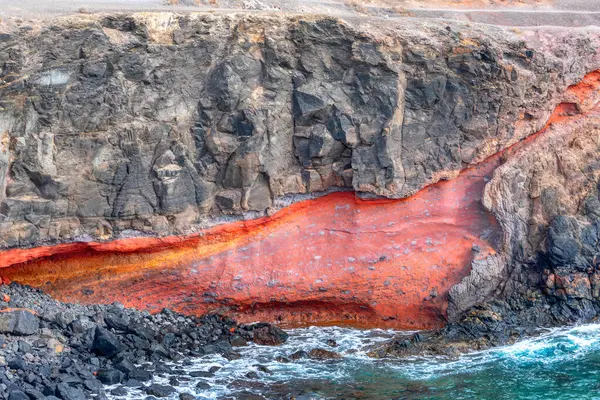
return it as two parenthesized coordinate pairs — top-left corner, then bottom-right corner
(116, 324), (600, 400)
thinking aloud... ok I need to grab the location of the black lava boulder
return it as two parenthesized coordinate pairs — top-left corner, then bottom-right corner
(92, 326), (123, 358)
(250, 323), (288, 345)
(8, 390), (30, 400)
(145, 384), (176, 398)
(56, 383), (86, 400)
(0, 310), (39, 335)
(96, 369), (125, 385)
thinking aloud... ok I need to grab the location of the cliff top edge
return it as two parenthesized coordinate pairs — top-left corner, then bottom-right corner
(1, 0), (600, 33)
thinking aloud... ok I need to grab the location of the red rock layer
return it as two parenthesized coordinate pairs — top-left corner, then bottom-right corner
(1, 71), (599, 329)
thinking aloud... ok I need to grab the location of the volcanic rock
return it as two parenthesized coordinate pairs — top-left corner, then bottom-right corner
(8, 390), (29, 400)
(0, 310), (39, 336)
(145, 384), (176, 398)
(92, 327), (123, 358)
(96, 369), (124, 385)
(195, 380), (211, 390)
(308, 348), (342, 360)
(250, 324), (289, 345)
(2, 11), (600, 332)
(289, 350), (309, 360)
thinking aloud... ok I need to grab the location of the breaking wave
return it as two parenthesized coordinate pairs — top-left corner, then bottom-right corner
(112, 324), (600, 399)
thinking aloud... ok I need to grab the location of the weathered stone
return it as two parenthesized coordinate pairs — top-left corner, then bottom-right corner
(0, 310), (39, 336)
(55, 383), (86, 400)
(96, 369), (124, 385)
(8, 390), (29, 400)
(128, 368), (152, 382)
(92, 327), (123, 358)
(251, 324), (288, 345)
(308, 348), (342, 360)
(215, 190), (242, 213)
(1, 13), (598, 251)
(145, 384), (176, 398)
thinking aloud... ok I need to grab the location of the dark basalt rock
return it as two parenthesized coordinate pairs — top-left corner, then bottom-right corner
(223, 351), (242, 361)
(8, 390), (29, 400)
(255, 365), (272, 374)
(96, 369), (124, 385)
(289, 350), (309, 360)
(189, 370), (213, 378)
(7, 356), (27, 371)
(0, 310), (39, 336)
(23, 388), (45, 400)
(249, 323), (289, 346)
(104, 313), (131, 332)
(230, 335), (248, 347)
(56, 383), (86, 400)
(195, 380), (211, 390)
(233, 390), (267, 400)
(92, 327), (123, 358)
(144, 384), (176, 398)
(113, 358), (136, 374)
(128, 369), (153, 382)
(308, 348), (342, 360)
(83, 379), (103, 391)
(111, 386), (128, 396)
(0, 283), (261, 400)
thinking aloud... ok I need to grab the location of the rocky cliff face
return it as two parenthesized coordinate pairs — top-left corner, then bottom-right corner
(2, 13), (598, 247)
(2, 13), (600, 329)
(458, 72), (600, 334)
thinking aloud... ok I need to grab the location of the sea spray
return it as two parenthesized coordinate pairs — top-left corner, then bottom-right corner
(110, 324), (600, 399)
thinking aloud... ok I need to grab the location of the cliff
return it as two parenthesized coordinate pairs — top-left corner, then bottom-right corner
(2, 12), (600, 329)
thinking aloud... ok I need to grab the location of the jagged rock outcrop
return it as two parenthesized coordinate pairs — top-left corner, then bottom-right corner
(437, 70), (600, 343)
(1, 13), (599, 249)
(2, 12), (600, 329)
(471, 73), (600, 327)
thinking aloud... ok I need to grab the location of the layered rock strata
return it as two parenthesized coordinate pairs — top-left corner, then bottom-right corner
(2, 13), (600, 329)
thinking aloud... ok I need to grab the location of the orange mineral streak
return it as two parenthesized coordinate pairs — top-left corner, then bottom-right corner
(2, 71), (600, 329)
(568, 71), (600, 112)
(0, 308), (37, 315)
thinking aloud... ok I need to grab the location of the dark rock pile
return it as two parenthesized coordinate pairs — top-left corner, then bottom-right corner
(0, 283), (288, 400)
(370, 275), (600, 359)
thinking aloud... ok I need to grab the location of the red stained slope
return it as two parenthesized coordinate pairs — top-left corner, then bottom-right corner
(1, 71), (599, 329)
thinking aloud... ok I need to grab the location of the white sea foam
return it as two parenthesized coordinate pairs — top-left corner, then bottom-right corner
(108, 323), (600, 400)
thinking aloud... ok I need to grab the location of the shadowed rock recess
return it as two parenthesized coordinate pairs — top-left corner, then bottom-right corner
(2, 13), (600, 331)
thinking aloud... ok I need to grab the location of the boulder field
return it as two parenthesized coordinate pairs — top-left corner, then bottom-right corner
(0, 282), (290, 400)
(2, 13), (600, 331)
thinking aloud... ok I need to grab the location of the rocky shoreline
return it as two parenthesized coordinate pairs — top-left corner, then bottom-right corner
(2, 8), (600, 398)
(0, 282), (291, 400)
(370, 287), (600, 359)
(4, 280), (600, 399)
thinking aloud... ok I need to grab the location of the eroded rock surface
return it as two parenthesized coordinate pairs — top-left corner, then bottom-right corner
(1, 13), (599, 248)
(2, 12), (600, 331)
(0, 282), (287, 400)
(456, 72), (600, 338)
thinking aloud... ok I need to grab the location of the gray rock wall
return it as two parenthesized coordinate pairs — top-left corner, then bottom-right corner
(483, 106), (600, 302)
(1, 13), (599, 249)
(444, 79), (600, 330)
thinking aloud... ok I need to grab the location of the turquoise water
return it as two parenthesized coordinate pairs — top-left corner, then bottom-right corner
(116, 324), (600, 399)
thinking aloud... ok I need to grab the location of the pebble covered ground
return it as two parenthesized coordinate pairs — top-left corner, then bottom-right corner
(0, 283), (289, 400)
